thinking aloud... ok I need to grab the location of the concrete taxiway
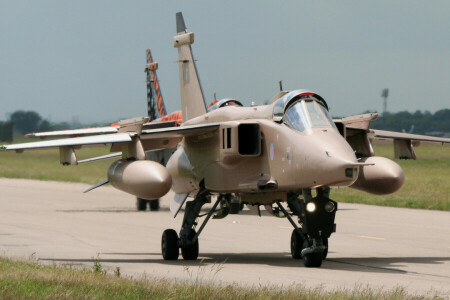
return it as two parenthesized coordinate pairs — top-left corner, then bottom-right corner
(0, 178), (449, 296)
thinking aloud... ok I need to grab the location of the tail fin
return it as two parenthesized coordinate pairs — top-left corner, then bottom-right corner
(174, 12), (207, 122)
(145, 49), (167, 121)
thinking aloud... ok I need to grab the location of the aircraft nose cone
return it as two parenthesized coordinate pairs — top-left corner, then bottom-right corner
(301, 130), (360, 187)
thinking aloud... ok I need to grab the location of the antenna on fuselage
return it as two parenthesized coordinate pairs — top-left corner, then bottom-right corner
(279, 80), (283, 91)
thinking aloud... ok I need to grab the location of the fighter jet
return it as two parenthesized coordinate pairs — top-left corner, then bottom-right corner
(1, 12), (449, 267)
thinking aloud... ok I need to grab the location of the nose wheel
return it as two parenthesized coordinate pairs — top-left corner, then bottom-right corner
(301, 239), (323, 267)
(290, 230), (304, 259)
(290, 229), (327, 267)
(181, 229), (199, 260)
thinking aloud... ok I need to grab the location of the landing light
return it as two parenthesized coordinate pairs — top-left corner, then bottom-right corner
(306, 202), (316, 213)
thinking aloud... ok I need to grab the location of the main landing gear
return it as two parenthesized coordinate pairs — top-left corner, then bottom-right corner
(162, 184), (221, 261)
(280, 187), (337, 268)
(160, 185), (336, 268)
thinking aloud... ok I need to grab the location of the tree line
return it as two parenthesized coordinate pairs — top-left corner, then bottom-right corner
(369, 109), (450, 136)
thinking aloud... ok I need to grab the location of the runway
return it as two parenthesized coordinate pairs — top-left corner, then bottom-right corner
(0, 178), (449, 296)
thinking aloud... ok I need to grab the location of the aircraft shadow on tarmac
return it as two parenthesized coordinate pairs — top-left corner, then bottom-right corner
(56, 208), (171, 213)
(55, 207), (355, 215)
(40, 253), (450, 275)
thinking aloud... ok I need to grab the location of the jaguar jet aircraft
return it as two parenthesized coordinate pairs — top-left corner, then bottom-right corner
(2, 12), (449, 267)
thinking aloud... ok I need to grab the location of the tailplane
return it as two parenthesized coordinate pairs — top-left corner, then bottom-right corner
(174, 12), (207, 122)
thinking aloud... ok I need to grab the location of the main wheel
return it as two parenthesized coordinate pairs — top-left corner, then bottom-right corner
(149, 199), (160, 211)
(302, 239), (323, 268)
(136, 198), (147, 211)
(181, 229), (199, 260)
(230, 202), (240, 214)
(290, 230), (304, 259)
(161, 229), (179, 260)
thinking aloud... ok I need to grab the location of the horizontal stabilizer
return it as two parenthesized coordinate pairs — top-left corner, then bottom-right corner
(26, 127), (118, 138)
(84, 179), (109, 193)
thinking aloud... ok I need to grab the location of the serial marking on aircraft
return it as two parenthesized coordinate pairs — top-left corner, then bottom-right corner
(1, 11), (449, 268)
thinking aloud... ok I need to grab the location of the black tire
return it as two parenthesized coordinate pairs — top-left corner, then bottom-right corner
(290, 230), (304, 259)
(239, 202), (244, 211)
(229, 202), (240, 214)
(149, 199), (160, 211)
(136, 198), (147, 211)
(161, 229), (179, 260)
(322, 237), (328, 260)
(181, 229), (199, 260)
(302, 240), (323, 268)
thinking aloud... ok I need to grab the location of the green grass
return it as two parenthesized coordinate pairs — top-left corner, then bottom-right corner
(0, 136), (115, 184)
(333, 144), (450, 210)
(1, 137), (449, 210)
(0, 257), (438, 300)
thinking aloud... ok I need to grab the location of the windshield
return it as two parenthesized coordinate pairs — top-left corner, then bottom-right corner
(283, 101), (309, 132)
(305, 101), (335, 127)
(284, 100), (336, 131)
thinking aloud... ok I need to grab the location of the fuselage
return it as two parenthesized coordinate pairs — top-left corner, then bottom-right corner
(166, 91), (360, 200)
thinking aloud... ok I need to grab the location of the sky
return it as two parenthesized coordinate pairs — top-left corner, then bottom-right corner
(1, 1), (449, 124)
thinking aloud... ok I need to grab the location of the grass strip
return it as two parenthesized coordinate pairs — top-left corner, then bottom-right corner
(0, 257), (440, 300)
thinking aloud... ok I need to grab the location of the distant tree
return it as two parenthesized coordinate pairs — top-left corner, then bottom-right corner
(38, 120), (53, 132)
(370, 109), (449, 135)
(9, 111), (42, 134)
(0, 121), (13, 142)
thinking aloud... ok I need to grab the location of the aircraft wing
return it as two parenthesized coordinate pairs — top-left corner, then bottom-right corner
(344, 125), (449, 160)
(368, 129), (450, 144)
(141, 123), (219, 139)
(1, 133), (133, 152)
(2, 122), (220, 166)
(111, 123), (220, 153)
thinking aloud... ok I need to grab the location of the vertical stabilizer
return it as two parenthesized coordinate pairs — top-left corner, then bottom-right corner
(174, 12), (207, 122)
(145, 49), (167, 120)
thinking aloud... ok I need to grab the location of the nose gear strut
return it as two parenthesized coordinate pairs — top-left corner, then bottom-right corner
(280, 187), (337, 267)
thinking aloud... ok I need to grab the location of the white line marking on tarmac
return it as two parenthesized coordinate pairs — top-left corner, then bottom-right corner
(360, 235), (385, 240)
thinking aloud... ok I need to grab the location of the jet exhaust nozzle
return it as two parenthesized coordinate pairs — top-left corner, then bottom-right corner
(107, 160), (172, 199)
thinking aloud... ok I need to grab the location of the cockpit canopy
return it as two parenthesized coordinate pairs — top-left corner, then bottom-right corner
(208, 98), (243, 112)
(273, 90), (336, 132)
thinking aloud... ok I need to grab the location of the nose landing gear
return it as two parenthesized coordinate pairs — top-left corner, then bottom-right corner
(281, 187), (337, 268)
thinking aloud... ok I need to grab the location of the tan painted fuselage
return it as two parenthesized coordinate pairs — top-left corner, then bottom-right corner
(166, 102), (360, 204)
